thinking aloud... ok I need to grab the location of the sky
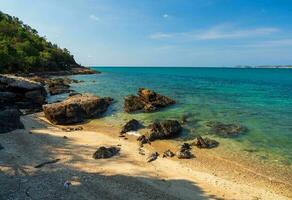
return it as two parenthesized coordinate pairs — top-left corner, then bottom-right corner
(1, 0), (292, 67)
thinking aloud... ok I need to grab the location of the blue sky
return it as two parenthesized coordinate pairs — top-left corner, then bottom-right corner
(1, 0), (292, 67)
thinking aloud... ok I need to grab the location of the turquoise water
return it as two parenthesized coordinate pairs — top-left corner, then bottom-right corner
(53, 67), (292, 166)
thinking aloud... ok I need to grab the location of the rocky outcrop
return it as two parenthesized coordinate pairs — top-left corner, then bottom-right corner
(0, 108), (24, 133)
(124, 88), (175, 113)
(92, 146), (120, 159)
(43, 93), (113, 125)
(0, 75), (47, 110)
(192, 136), (219, 148)
(47, 78), (74, 95)
(148, 120), (182, 141)
(206, 121), (246, 137)
(120, 119), (142, 134)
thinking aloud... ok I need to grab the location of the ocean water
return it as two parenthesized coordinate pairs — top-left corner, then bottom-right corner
(50, 67), (292, 168)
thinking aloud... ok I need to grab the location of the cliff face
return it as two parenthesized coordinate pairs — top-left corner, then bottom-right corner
(0, 11), (82, 73)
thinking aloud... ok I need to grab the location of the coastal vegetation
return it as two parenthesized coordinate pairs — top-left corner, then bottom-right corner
(0, 11), (81, 73)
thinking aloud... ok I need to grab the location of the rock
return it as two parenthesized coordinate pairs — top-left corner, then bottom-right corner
(0, 75), (47, 109)
(192, 136), (219, 149)
(137, 135), (150, 146)
(124, 88), (175, 113)
(0, 143), (4, 150)
(120, 119), (142, 134)
(47, 78), (74, 95)
(147, 152), (159, 162)
(0, 92), (16, 105)
(176, 143), (193, 159)
(180, 143), (191, 151)
(43, 93), (112, 125)
(124, 95), (144, 113)
(92, 146), (120, 159)
(148, 120), (182, 141)
(163, 150), (175, 158)
(0, 109), (24, 134)
(206, 121), (246, 137)
(176, 150), (193, 159)
(61, 126), (83, 132)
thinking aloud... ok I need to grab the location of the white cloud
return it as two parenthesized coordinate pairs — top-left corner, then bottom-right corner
(149, 32), (174, 39)
(149, 24), (279, 41)
(244, 39), (292, 47)
(163, 14), (169, 18)
(89, 14), (100, 21)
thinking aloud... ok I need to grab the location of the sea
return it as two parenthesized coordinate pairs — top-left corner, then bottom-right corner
(49, 67), (292, 169)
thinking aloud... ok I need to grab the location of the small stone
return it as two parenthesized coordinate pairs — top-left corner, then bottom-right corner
(163, 150), (175, 158)
(147, 152), (159, 162)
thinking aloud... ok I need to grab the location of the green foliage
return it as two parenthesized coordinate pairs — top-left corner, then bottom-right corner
(0, 11), (80, 73)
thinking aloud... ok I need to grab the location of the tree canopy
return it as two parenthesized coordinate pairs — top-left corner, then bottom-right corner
(0, 11), (81, 73)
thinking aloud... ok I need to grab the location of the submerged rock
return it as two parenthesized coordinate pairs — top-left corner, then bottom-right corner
(92, 146), (120, 159)
(192, 136), (219, 149)
(120, 119), (142, 134)
(124, 88), (175, 113)
(147, 152), (159, 162)
(0, 108), (24, 134)
(148, 120), (182, 141)
(206, 121), (246, 137)
(43, 93), (112, 125)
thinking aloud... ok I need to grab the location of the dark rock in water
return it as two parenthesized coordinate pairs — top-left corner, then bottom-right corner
(0, 75), (47, 110)
(0, 143), (4, 150)
(147, 152), (159, 162)
(163, 150), (175, 158)
(148, 120), (182, 141)
(192, 136), (219, 149)
(120, 119), (142, 134)
(47, 78), (75, 95)
(124, 88), (175, 113)
(0, 109), (24, 134)
(43, 93), (112, 125)
(206, 121), (246, 137)
(92, 146), (120, 159)
(124, 95), (144, 113)
(176, 143), (193, 159)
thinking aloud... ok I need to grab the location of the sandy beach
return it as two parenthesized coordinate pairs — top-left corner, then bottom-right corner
(0, 113), (291, 200)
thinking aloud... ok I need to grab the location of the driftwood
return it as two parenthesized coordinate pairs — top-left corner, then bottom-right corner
(34, 159), (60, 168)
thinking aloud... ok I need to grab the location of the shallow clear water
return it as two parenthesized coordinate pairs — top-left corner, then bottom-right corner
(50, 67), (292, 167)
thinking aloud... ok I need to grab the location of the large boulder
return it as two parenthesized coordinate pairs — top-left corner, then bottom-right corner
(0, 75), (47, 109)
(148, 120), (182, 141)
(206, 121), (246, 137)
(0, 109), (24, 134)
(43, 93), (112, 125)
(124, 88), (175, 113)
